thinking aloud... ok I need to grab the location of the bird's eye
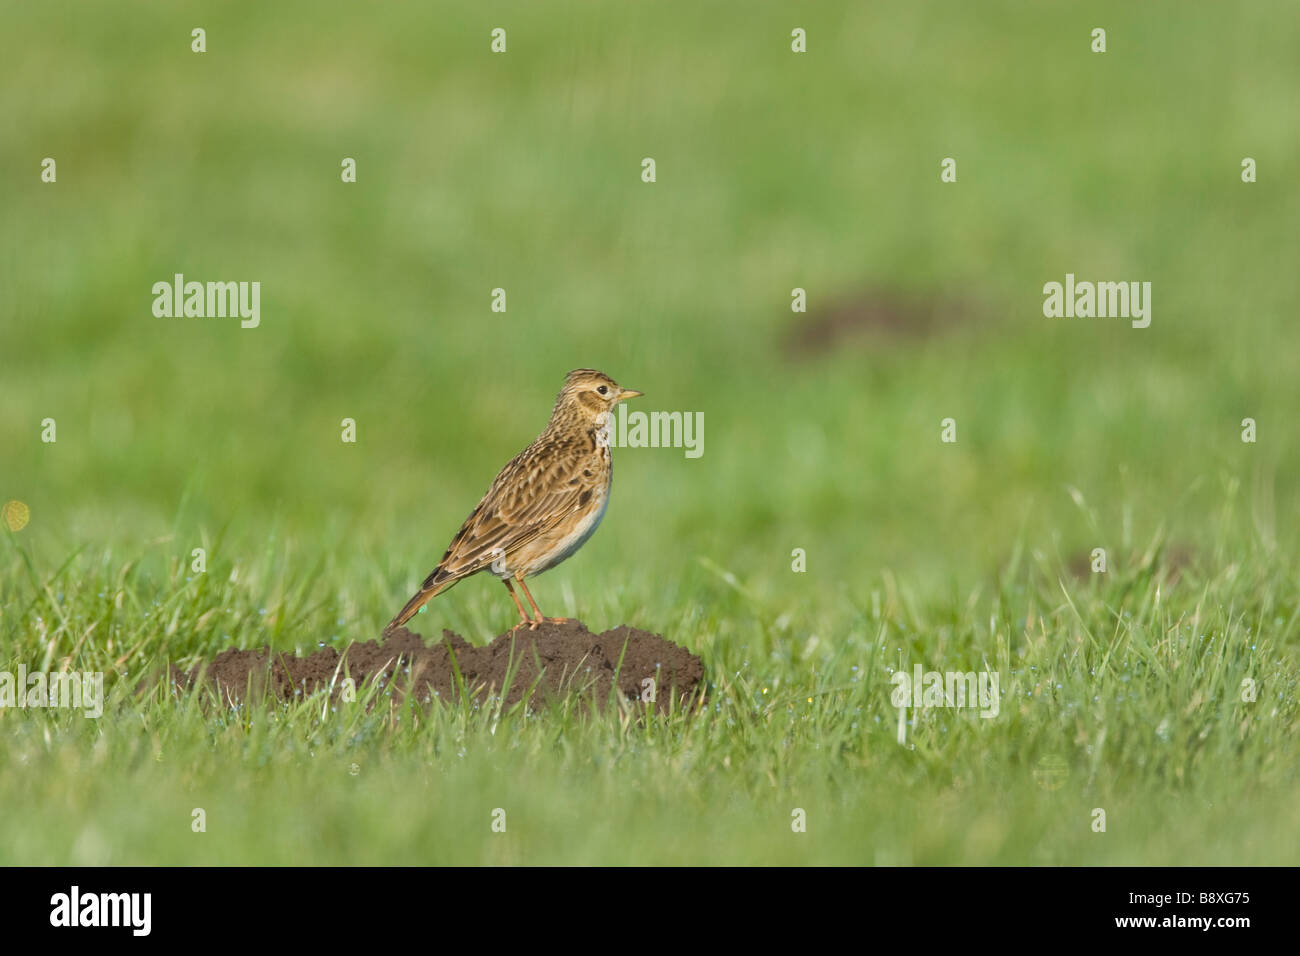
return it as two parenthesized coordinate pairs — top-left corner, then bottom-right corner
(597, 385), (609, 395)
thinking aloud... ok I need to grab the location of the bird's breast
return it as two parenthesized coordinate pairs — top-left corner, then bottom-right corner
(528, 467), (611, 575)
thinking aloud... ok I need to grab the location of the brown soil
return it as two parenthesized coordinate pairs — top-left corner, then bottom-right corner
(785, 287), (981, 356)
(168, 620), (705, 715)
(1065, 543), (1196, 584)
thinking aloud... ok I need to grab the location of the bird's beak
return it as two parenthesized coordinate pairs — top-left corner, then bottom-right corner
(618, 388), (643, 401)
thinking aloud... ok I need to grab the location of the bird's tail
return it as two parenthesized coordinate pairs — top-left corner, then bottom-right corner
(385, 571), (456, 632)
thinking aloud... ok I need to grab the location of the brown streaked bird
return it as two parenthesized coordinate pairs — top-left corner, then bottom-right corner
(386, 369), (642, 633)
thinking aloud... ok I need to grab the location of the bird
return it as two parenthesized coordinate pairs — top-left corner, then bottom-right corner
(386, 369), (642, 633)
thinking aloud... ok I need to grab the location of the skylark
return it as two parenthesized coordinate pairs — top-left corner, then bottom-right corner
(386, 369), (642, 633)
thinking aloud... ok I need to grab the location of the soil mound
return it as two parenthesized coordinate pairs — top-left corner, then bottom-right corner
(170, 620), (704, 715)
(784, 286), (981, 356)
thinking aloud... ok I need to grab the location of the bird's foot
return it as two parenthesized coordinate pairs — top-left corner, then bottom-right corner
(543, 616), (576, 625)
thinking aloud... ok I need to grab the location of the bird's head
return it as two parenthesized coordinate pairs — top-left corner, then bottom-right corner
(554, 368), (642, 422)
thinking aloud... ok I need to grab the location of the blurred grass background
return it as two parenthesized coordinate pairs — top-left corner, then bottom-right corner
(1, 0), (1298, 864)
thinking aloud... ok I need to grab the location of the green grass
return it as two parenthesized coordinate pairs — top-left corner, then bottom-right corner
(2, 0), (1299, 864)
(4, 526), (1298, 864)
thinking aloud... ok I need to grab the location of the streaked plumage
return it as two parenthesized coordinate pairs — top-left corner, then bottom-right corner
(386, 369), (642, 632)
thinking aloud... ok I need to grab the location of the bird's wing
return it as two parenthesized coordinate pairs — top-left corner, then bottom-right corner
(423, 435), (602, 585)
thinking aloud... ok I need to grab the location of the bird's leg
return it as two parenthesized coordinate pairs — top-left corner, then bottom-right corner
(516, 575), (575, 625)
(515, 574), (545, 626)
(502, 579), (535, 632)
